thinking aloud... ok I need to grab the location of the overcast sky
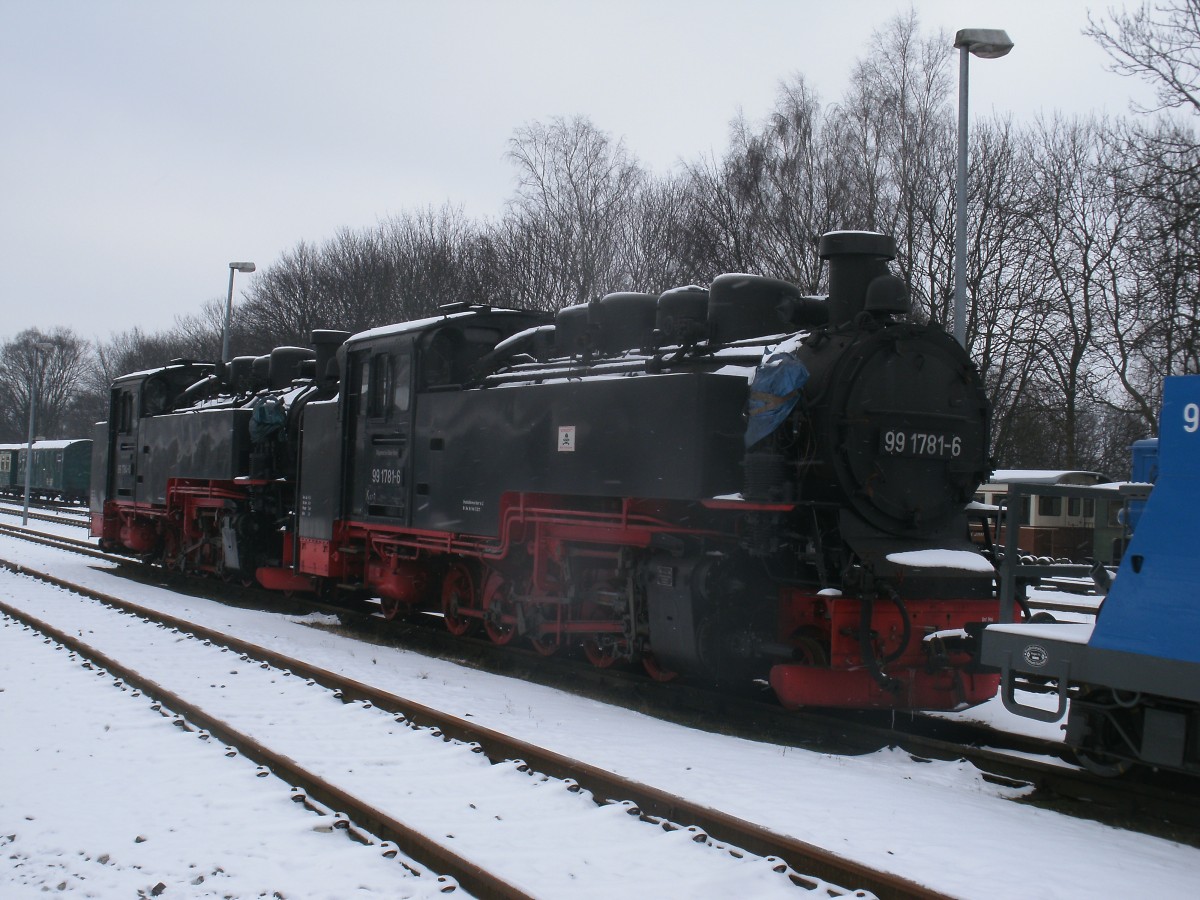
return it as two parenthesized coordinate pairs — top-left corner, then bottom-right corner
(0, 0), (1164, 343)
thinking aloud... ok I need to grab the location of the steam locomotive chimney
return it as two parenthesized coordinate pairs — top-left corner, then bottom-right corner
(819, 231), (900, 328)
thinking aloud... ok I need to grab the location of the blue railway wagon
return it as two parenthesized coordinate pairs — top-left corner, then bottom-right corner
(1126, 438), (1158, 533)
(982, 375), (1200, 775)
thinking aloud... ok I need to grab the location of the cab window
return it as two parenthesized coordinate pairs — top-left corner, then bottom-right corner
(367, 353), (392, 419)
(141, 377), (169, 416)
(392, 348), (411, 412)
(116, 391), (135, 434)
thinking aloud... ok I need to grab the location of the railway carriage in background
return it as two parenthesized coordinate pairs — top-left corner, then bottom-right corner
(974, 470), (1126, 565)
(93, 230), (1004, 712)
(0, 445), (14, 493)
(0, 439), (92, 503)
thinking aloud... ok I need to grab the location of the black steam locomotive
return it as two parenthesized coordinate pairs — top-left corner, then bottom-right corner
(92, 230), (1001, 710)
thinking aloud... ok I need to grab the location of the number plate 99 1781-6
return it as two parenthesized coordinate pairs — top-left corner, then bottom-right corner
(879, 429), (963, 459)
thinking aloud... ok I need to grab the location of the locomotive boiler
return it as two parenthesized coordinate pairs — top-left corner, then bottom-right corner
(93, 230), (1001, 710)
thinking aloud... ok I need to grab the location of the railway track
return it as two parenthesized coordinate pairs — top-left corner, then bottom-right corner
(0, 496), (89, 511)
(0, 560), (945, 899)
(0, 502), (89, 529)
(0, 520), (122, 560)
(5, 520), (1200, 851)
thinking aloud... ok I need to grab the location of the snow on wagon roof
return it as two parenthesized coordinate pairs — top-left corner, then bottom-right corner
(986, 470), (1109, 485)
(0, 439), (89, 451)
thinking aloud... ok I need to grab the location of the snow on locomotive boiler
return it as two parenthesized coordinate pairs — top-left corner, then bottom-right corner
(92, 230), (1000, 710)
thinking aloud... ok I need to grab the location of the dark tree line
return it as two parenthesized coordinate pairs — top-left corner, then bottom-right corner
(2, 3), (1197, 479)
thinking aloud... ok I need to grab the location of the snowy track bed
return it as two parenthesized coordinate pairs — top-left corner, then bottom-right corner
(0, 521), (116, 560)
(0, 501), (89, 529)
(3, 531), (1200, 898)
(0, 573), (869, 899)
(0, 615), (447, 899)
(0, 499), (89, 514)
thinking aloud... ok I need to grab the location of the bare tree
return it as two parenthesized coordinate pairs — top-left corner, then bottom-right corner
(1086, 0), (1200, 249)
(835, 9), (954, 314)
(0, 329), (92, 441)
(505, 116), (646, 307)
(378, 206), (486, 315)
(238, 241), (330, 347)
(968, 122), (1054, 461)
(604, 174), (698, 293)
(679, 76), (835, 286)
(681, 143), (770, 278)
(93, 329), (166, 392)
(1093, 122), (1200, 425)
(1087, 0), (1200, 115)
(172, 299), (238, 359)
(1086, 0), (1200, 432)
(1015, 116), (1131, 467)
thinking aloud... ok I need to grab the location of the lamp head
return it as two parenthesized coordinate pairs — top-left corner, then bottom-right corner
(229, 262), (256, 273)
(954, 28), (1014, 59)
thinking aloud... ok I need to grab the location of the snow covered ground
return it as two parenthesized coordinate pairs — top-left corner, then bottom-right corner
(2, 527), (1198, 898)
(1, 618), (445, 899)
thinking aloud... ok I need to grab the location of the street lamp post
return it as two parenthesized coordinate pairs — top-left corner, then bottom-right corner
(22, 340), (55, 526)
(222, 261), (256, 363)
(953, 28), (1014, 349)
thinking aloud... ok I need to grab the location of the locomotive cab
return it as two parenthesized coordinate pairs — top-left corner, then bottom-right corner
(289, 307), (548, 607)
(99, 362), (217, 508)
(337, 308), (550, 527)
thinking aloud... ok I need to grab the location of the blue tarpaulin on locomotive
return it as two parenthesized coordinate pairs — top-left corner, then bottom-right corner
(745, 352), (809, 447)
(249, 397), (287, 443)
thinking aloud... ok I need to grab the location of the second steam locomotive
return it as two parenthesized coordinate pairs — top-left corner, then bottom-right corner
(92, 230), (1001, 710)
